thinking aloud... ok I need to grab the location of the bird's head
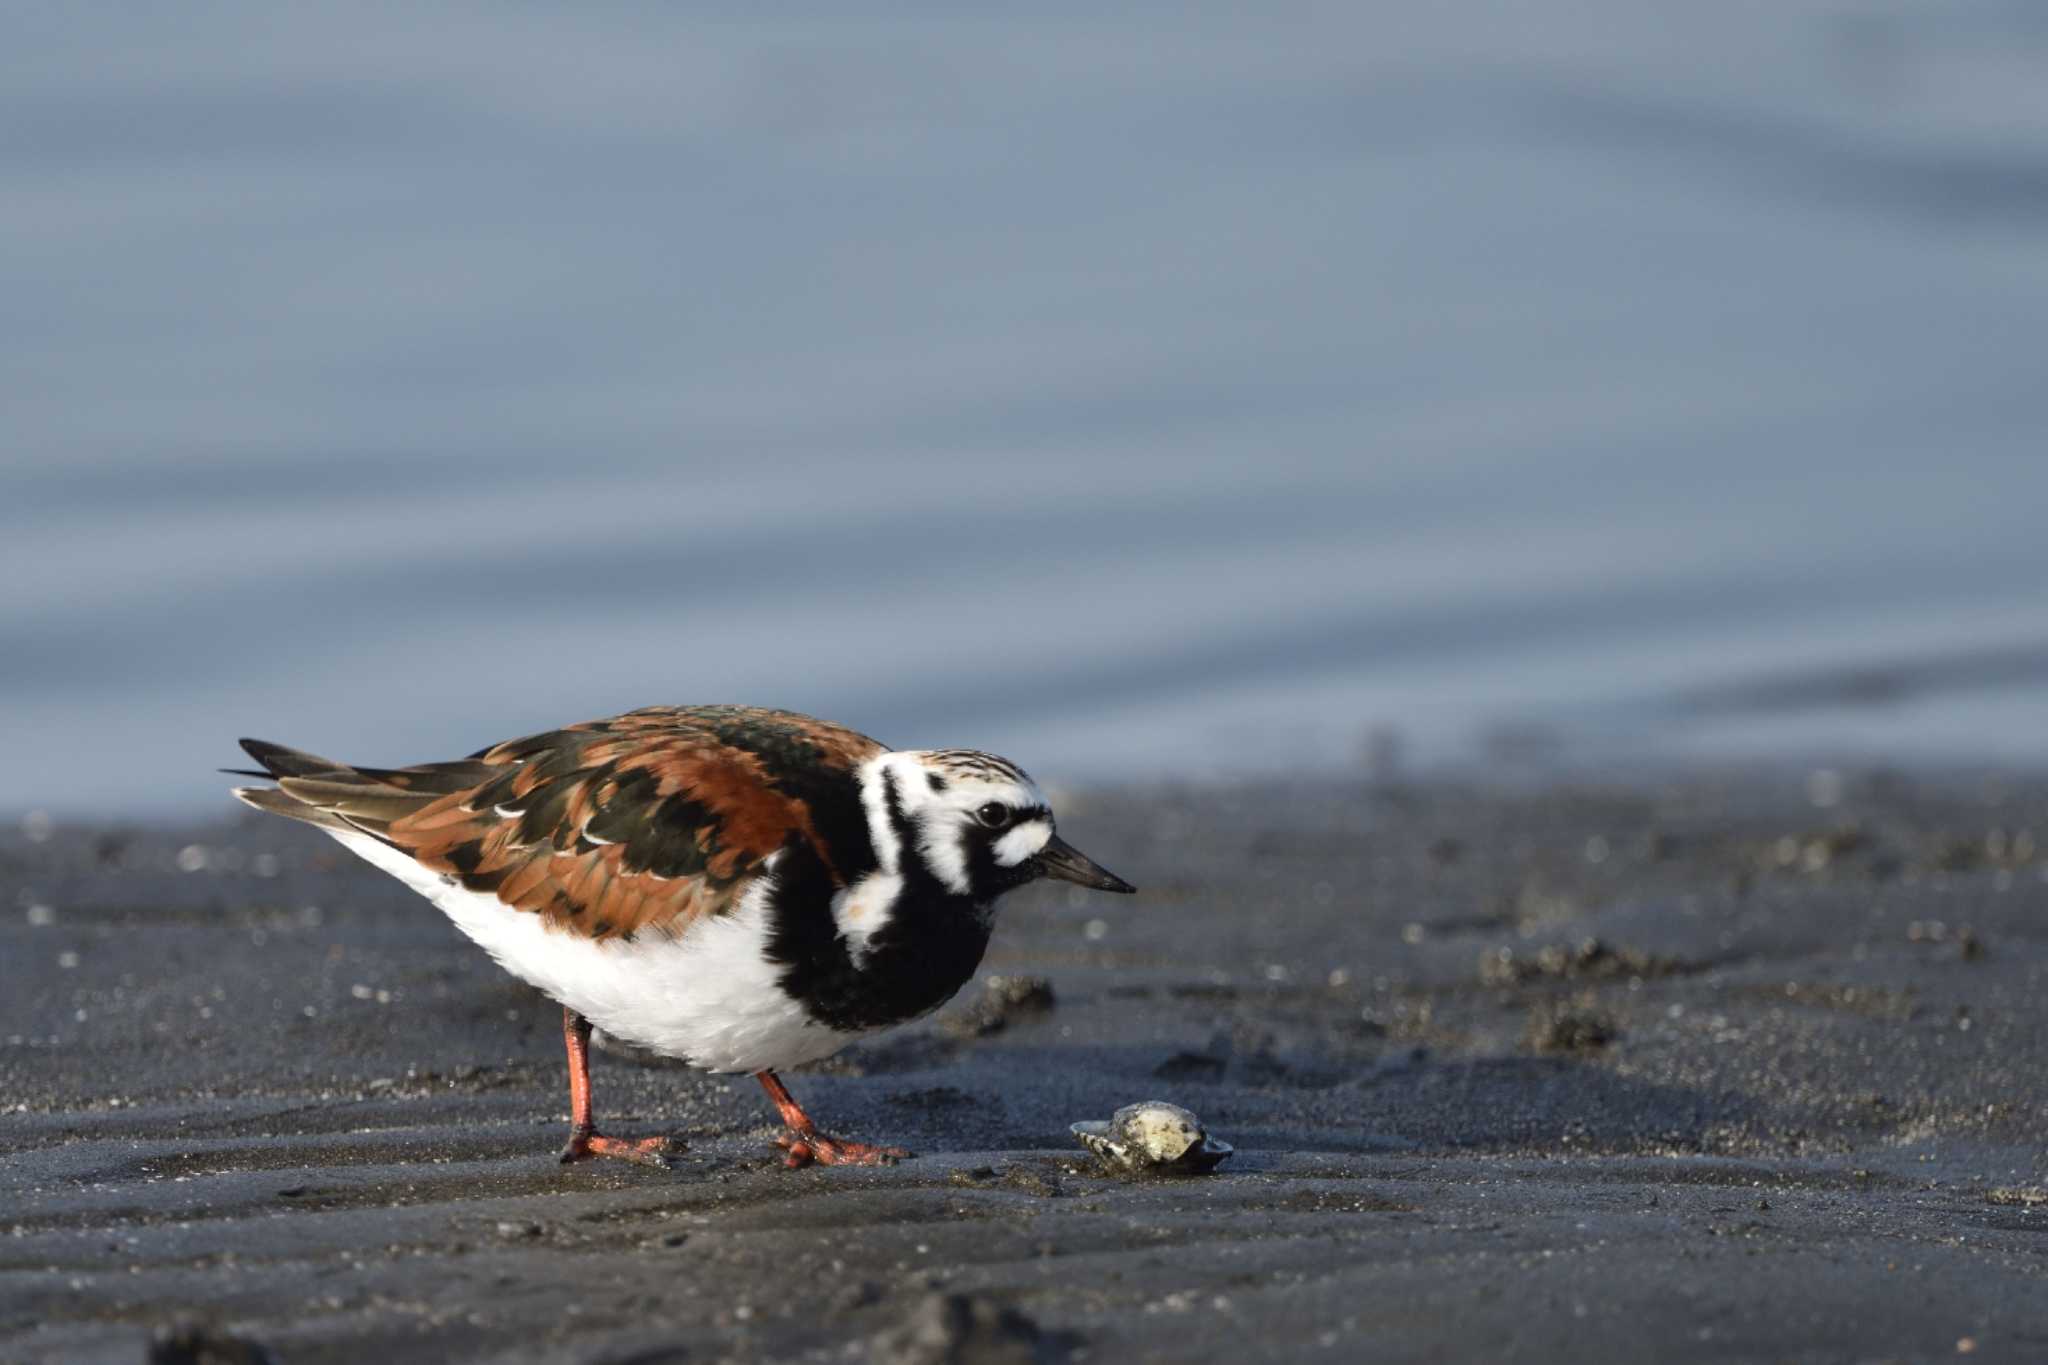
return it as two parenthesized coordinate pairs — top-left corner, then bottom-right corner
(862, 749), (1135, 901)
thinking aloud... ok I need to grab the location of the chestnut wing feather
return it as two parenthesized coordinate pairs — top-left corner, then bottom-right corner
(383, 706), (886, 941)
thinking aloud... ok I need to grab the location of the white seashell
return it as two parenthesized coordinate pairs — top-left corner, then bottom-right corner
(1071, 1101), (1232, 1175)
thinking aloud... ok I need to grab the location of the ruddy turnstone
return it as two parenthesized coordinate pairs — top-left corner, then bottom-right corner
(228, 705), (1133, 1168)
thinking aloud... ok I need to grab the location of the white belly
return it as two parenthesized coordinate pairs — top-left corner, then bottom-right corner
(330, 831), (860, 1073)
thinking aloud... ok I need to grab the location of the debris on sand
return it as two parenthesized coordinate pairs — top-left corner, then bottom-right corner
(941, 975), (1057, 1039)
(1760, 824), (1868, 874)
(948, 1164), (1000, 1187)
(148, 1322), (275, 1365)
(1153, 1029), (1235, 1082)
(1480, 937), (1677, 987)
(1072, 1101), (1232, 1176)
(1906, 920), (1986, 961)
(1153, 1049), (1228, 1082)
(1526, 1003), (1619, 1054)
(1986, 1187), (2048, 1208)
(868, 1292), (1066, 1365)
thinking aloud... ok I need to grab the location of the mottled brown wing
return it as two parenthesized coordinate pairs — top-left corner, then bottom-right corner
(381, 706), (886, 941)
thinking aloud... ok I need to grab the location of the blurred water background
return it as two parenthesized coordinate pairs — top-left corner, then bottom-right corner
(6, 2), (2048, 817)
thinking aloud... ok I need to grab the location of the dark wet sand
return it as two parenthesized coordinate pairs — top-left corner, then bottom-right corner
(6, 770), (2048, 1363)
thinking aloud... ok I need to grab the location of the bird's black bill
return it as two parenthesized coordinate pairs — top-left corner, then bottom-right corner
(1035, 835), (1136, 894)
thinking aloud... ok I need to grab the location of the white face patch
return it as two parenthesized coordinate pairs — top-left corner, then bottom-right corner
(993, 819), (1053, 867)
(858, 750), (1054, 898)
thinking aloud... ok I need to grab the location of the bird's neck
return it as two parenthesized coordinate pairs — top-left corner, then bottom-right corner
(856, 752), (971, 896)
(764, 855), (992, 1032)
(839, 778), (993, 1017)
(759, 761), (995, 1031)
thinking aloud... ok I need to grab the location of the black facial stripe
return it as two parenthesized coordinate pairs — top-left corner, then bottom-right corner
(881, 765), (942, 893)
(963, 820), (1038, 897)
(880, 764), (907, 839)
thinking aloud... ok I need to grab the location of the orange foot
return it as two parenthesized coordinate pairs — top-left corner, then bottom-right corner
(558, 1126), (683, 1168)
(775, 1131), (912, 1169)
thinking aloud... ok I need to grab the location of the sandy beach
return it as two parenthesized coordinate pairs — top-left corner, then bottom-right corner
(6, 767), (2047, 1362)
(10, 5), (2048, 1361)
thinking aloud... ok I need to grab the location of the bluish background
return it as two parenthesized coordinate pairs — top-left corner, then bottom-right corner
(7, 2), (2048, 816)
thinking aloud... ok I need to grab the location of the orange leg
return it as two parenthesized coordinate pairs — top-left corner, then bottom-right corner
(755, 1070), (911, 1168)
(556, 1008), (681, 1167)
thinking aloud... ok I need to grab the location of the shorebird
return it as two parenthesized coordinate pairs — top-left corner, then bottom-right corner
(229, 705), (1134, 1167)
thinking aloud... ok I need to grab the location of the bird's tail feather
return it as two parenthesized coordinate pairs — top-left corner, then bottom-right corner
(230, 737), (489, 840)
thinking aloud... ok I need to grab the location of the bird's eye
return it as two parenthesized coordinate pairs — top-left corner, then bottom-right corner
(975, 802), (1010, 829)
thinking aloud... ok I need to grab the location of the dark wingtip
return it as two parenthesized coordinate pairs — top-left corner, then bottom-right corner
(239, 737), (284, 765)
(237, 737), (347, 780)
(220, 767), (272, 779)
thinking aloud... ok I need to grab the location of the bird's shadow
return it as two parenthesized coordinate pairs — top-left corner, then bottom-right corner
(789, 1038), (1783, 1162)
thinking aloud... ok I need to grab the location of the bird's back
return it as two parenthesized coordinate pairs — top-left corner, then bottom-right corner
(235, 704), (887, 941)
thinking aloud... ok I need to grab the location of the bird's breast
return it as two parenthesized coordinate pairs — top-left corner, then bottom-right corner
(765, 863), (993, 1034)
